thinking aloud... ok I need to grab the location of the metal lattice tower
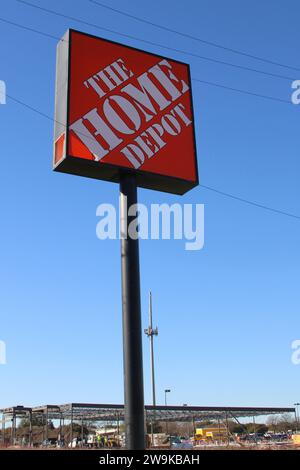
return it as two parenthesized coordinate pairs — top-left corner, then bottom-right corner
(144, 291), (158, 407)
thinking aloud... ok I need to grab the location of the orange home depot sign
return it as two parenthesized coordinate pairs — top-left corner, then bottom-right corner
(53, 29), (198, 194)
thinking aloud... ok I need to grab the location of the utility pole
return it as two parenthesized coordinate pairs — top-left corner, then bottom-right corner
(144, 291), (158, 445)
(144, 292), (158, 407)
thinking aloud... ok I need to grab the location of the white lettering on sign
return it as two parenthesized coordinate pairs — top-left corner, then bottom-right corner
(70, 59), (192, 169)
(84, 58), (134, 98)
(120, 103), (191, 168)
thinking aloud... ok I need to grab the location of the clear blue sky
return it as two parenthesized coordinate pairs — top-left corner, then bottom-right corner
(0, 0), (299, 410)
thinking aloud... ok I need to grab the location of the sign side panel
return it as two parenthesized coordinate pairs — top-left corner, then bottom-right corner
(53, 31), (69, 168)
(187, 63), (199, 187)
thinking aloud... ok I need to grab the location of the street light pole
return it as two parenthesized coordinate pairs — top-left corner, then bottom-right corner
(294, 403), (300, 432)
(164, 389), (171, 436)
(165, 389), (170, 406)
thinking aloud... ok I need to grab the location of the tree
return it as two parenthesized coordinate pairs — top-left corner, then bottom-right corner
(19, 416), (43, 428)
(266, 415), (280, 432)
(277, 413), (294, 432)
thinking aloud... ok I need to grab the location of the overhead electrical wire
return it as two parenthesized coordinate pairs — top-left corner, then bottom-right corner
(5, 93), (299, 221)
(201, 185), (300, 220)
(0, 15), (63, 42)
(192, 78), (291, 104)
(12, 0), (296, 81)
(1, 3), (298, 220)
(0, 16), (292, 104)
(87, 0), (300, 73)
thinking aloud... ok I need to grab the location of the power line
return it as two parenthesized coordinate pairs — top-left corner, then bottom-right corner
(88, 0), (300, 73)
(200, 184), (300, 220)
(6, 94), (107, 146)
(7, 94), (60, 122)
(13, 0), (296, 81)
(0, 16), (63, 42)
(5, 94), (299, 221)
(192, 78), (291, 104)
(0, 15), (292, 105)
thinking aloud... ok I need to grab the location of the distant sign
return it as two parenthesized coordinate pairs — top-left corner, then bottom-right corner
(53, 29), (198, 194)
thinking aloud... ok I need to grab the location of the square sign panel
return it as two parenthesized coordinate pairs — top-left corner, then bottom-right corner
(53, 29), (198, 194)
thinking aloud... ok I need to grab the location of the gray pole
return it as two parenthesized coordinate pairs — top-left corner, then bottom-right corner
(11, 413), (16, 446)
(29, 411), (32, 447)
(144, 292), (158, 446)
(225, 412), (230, 446)
(60, 414), (64, 444)
(149, 292), (157, 407)
(144, 292), (158, 407)
(117, 413), (120, 447)
(120, 173), (145, 450)
(253, 415), (257, 444)
(10, 416), (13, 446)
(42, 413), (45, 444)
(2, 414), (5, 446)
(70, 406), (73, 447)
(294, 403), (300, 432)
(165, 390), (170, 435)
(45, 408), (48, 446)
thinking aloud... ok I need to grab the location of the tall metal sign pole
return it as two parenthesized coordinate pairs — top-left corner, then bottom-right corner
(53, 28), (198, 452)
(120, 173), (145, 449)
